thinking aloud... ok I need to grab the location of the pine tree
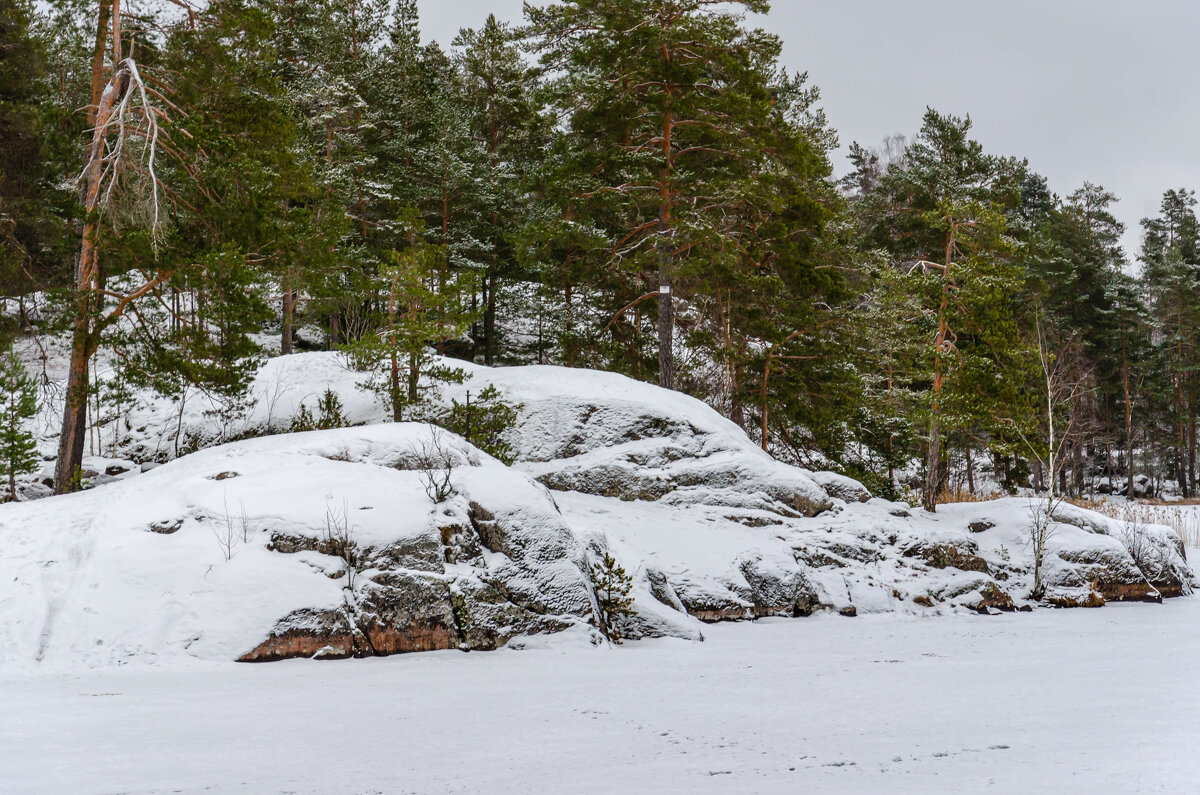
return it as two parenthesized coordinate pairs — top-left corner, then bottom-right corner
(438, 384), (521, 464)
(0, 350), (38, 501)
(52, 0), (343, 490)
(854, 109), (1024, 511)
(529, 0), (781, 390)
(696, 69), (848, 454)
(344, 212), (475, 421)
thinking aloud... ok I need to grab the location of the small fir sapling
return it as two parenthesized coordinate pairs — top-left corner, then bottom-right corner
(590, 551), (635, 643)
(0, 351), (39, 501)
(291, 388), (349, 432)
(438, 384), (521, 464)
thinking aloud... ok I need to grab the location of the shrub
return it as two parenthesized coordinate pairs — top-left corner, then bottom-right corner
(415, 427), (456, 503)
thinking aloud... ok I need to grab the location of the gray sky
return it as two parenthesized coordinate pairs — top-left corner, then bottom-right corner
(418, 0), (1198, 259)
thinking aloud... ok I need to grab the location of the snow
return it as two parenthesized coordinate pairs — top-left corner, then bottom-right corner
(3, 350), (1194, 669)
(3, 345), (1200, 790)
(0, 424), (596, 668)
(2, 601), (1198, 793)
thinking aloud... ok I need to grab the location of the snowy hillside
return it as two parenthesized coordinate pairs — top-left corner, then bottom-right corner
(0, 351), (1194, 667)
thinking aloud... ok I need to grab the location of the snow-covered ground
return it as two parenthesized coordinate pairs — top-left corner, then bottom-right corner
(2, 599), (1197, 794)
(4, 344), (1199, 792)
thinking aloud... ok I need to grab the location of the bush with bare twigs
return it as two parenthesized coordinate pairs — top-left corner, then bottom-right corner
(415, 427), (457, 503)
(323, 498), (359, 590)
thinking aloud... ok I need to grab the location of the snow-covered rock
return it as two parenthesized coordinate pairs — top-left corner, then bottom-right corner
(1, 351), (1194, 668)
(0, 426), (609, 667)
(447, 363), (835, 517)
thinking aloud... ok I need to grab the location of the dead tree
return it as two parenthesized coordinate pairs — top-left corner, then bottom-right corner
(55, 1), (175, 492)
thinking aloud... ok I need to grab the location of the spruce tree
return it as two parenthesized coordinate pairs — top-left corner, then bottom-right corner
(454, 15), (550, 364)
(271, 0), (390, 350)
(0, 350), (38, 501)
(0, 0), (70, 307)
(1139, 189), (1200, 495)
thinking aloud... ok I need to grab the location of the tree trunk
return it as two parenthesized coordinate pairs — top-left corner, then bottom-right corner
(407, 352), (419, 405)
(54, 303), (95, 493)
(656, 89), (674, 390)
(656, 237), (673, 388)
(965, 438), (975, 495)
(923, 232), (954, 512)
(388, 280), (401, 422)
(1190, 411), (1197, 498)
(484, 272), (497, 366)
(55, 0), (117, 494)
(281, 271), (294, 355)
(329, 312), (340, 349)
(760, 360), (771, 451)
(1178, 296), (1188, 497)
(1080, 432), (1089, 494)
(923, 426), (940, 512)
(1123, 336), (1134, 498)
(731, 363), (744, 429)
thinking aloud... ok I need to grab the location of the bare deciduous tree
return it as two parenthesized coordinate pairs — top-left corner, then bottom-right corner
(212, 496), (240, 562)
(1007, 314), (1084, 599)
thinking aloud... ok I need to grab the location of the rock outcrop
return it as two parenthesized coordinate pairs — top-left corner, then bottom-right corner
(1, 356), (1193, 669)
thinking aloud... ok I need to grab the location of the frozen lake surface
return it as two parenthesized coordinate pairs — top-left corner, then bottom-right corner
(3, 599), (1198, 794)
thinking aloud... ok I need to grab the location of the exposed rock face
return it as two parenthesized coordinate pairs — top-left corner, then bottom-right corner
(738, 553), (823, 617)
(233, 431), (604, 662)
(238, 609), (364, 662)
(964, 583), (1016, 613)
(906, 543), (991, 574)
(1045, 506), (1192, 603)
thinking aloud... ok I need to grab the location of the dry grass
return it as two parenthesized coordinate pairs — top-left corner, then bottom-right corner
(936, 489), (1004, 504)
(1143, 497), (1200, 507)
(1064, 497), (1108, 513)
(1067, 497), (1200, 549)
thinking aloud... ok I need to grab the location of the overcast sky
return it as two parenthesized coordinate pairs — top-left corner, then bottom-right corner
(418, 0), (1197, 258)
